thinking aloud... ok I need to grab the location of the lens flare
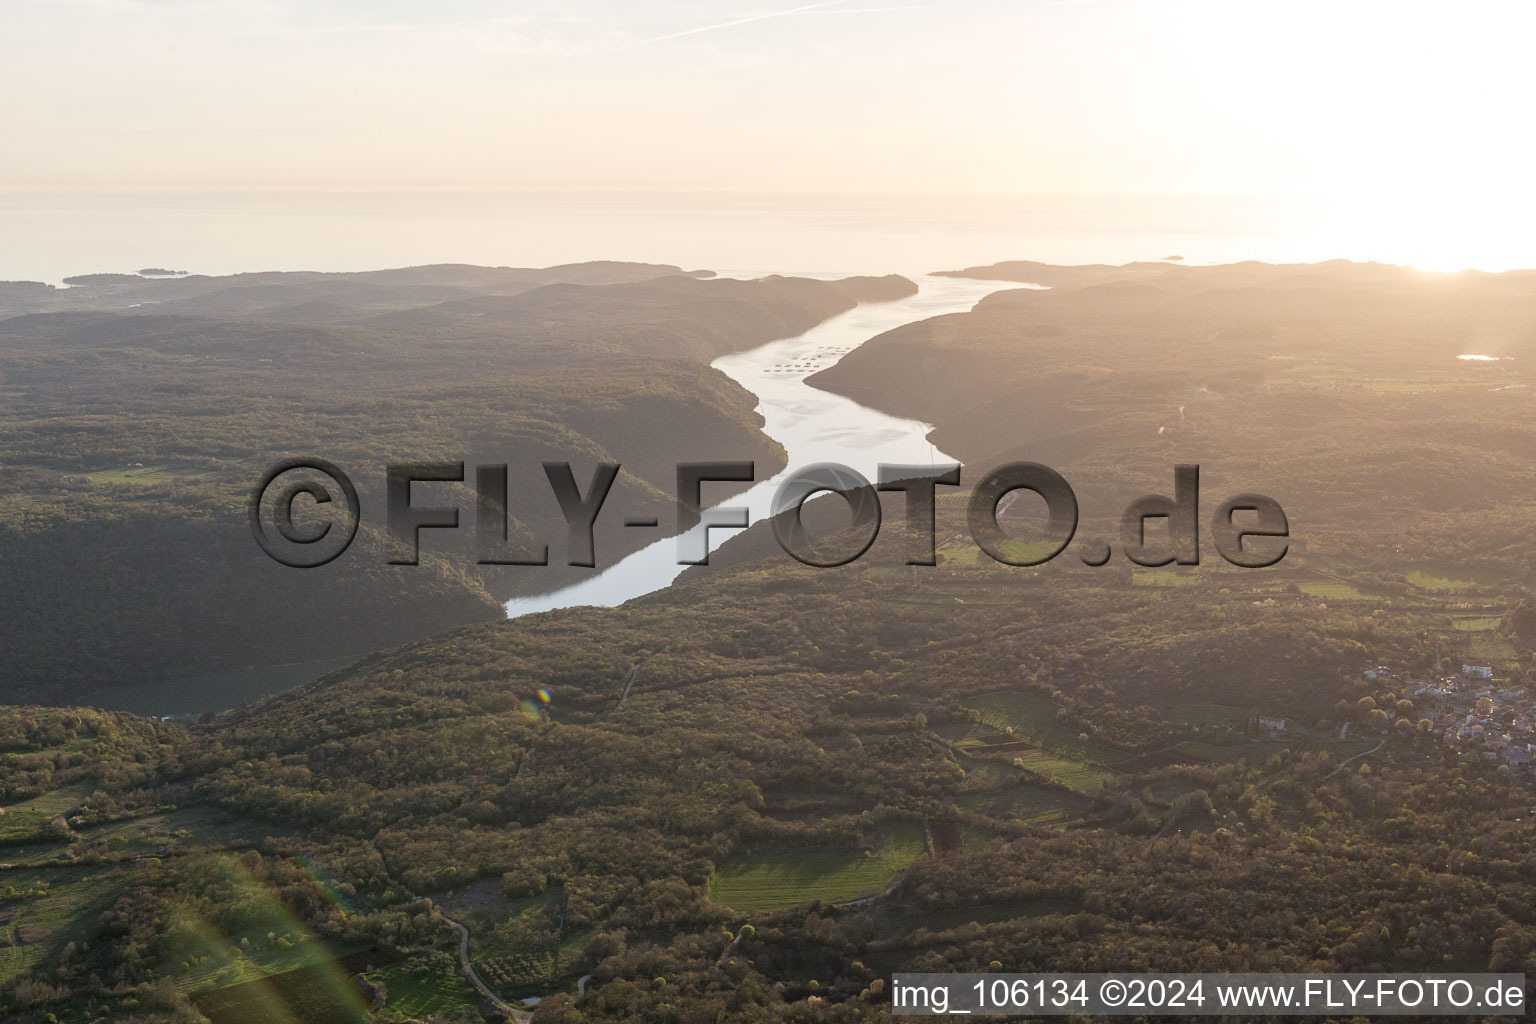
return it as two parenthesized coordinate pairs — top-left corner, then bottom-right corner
(294, 850), (354, 913)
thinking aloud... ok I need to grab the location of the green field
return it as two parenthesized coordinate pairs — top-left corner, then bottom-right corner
(369, 955), (478, 1021)
(953, 754), (1016, 785)
(934, 532), (1058, 568)
(956, 824), (996, 850)
(0, 865), (124, 983)
(963, 691), (1130, 766)
(86, 462), (218, 487)
(1009, 749), (1116, 792)
(1407, 566), (1499, 592)
(707, 822), (928, 913)
(1470, 633), (1520, 672)
(0, 783), (88, 846)
(475, 928), (593, 993)
(1131, 567), (1201, 587)
(191, 956), (377, 1024)
(1334, 739), (1377, 757)
(77, 806), (274, 860)
(1176, 739), (1291, 764)
(1298, 581), (1384, 601)
(175, 929), (343, 995)
(1175, 740), (1249, 763)
(953, 755), (1091, 822)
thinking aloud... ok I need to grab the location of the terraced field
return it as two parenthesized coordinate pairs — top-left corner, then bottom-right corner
(707, 822), (928, 913)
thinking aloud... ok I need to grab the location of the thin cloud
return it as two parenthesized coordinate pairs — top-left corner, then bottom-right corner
(639, 0), (849, 44)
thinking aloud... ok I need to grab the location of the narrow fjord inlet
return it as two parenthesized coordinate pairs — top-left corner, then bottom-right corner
(504, 274), (1007, 617)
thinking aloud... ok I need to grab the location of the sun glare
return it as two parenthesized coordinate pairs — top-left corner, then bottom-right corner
(1177, 0), (1536, 271)
(1316, 185), (1536, 272)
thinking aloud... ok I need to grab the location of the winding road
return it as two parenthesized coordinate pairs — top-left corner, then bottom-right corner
(442, 912), (530, 1024)
(1323, 736), (1387, 781)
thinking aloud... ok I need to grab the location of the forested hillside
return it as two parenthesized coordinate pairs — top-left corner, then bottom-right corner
(0, 266), (913, 702)
(7, 260), (1536, 1023)
(810, 260), (1536, 581)
(5, 533), (1536, 1022)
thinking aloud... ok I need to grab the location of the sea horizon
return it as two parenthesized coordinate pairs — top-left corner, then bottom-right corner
(7, 187), (1523, 286)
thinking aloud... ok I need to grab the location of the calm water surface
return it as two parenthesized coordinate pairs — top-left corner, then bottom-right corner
(505, 274), (1011, 616)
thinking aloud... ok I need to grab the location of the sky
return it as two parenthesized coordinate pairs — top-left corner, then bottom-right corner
(4, 0), (1533, 195)
(3, 0), (1535, 272)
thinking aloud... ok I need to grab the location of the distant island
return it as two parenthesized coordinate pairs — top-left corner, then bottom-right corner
(60, 272), (147, 286)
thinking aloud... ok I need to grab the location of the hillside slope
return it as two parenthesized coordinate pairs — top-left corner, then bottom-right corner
(0, 268), (913, 703)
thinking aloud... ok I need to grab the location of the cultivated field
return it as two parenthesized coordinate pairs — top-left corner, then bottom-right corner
(962, 691), (1130, 766)
(367, 954), (478, 1021)
(707, 822), (928, 912)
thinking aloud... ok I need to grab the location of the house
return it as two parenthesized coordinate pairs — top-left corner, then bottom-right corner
(1258, 715), (1287, 732)
(1464, 661), (1494, 680)
(1508, 748), (1532, 768)
(1365, 666), (1391, 681)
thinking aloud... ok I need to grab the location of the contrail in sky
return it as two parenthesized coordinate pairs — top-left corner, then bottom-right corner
(641, 1), (848, 43)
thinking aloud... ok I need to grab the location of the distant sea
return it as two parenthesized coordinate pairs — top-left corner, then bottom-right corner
(0, 189), (1483, 284)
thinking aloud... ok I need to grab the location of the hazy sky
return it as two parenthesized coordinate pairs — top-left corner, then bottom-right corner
(6, 0), (1534, 203)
